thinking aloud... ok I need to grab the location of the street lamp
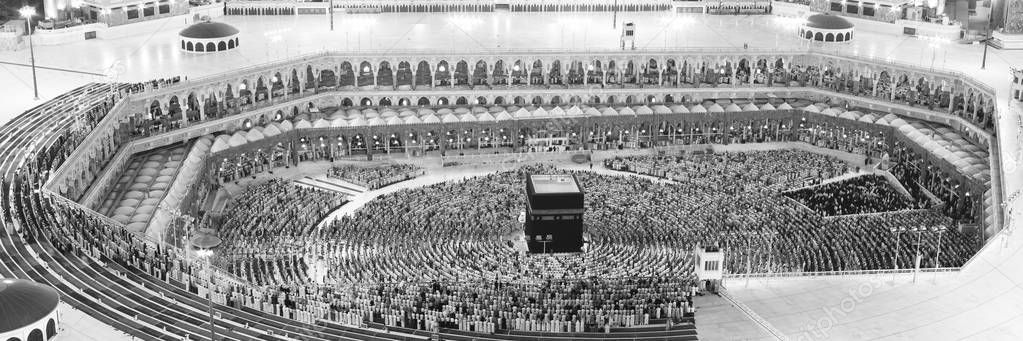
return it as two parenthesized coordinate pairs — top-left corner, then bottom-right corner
(19, 6), (39, 100)
(191, 233), (223, 341)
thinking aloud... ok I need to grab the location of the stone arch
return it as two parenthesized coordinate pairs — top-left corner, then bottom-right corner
(438, 97), (450, 105)
(551, 96), (562, 105)
(28, 329), (43, 341)
(814, 32), (824, 41)
(436, 60), (451, 86)
(357, 61), (374, 87)
(825, 33), (834, 42)
(218, 41), (227, 51)
(454, 60), (470, 85)
(186, 41), (194, 51)
(228, 39), (236, 49)
(196, 43), (205, 52)
(456, 96), (468, 105)
(206, 42), (215, 51)
(377, 61), (394, 87)
(418, 97), (431, 106)
(494, 96), (505, 105)
(532, 96), (543, 105)
(514, 96), (526, 105)
(341, 98), (353, 107)
(397, 97), (411, 106)
(493, 60), (506, 85)
(472, 60), (489, 85)
(339, 62), (355, 87)
(396, 61), (413, 88)
(380, 97), (392, 106)
(415, 61), (431, 87)
(476, 96), (487, 105)
(360, 97), (373, 106)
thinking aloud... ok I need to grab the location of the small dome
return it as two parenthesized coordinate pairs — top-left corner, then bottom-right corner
(805, 14), (854, 30)
(0, 279), (59, 333)
(179, 21), (239, 39)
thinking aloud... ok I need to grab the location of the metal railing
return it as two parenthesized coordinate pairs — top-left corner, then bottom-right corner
(723, 267), (960, 279)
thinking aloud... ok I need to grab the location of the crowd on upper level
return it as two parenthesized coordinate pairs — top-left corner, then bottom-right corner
(784, 175), (918, 216)
(326, 163), (423, 189)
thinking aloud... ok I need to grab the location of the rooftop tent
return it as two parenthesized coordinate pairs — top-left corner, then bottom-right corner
(758, 103), (776, 111)
(741, 103), (759, 112)
(494, 110), (513, 121)
(689, 104), (707, 113)
(601, 107), (619, 116)
(858, 113), (877, 123)
(505, 105), (521, 112)
(532, 107), (549, 118)
(417, 108), (436, 116)
(633, 106), (654, 115)
(803, 104), (821, 113)
(330, 118), (348, 128)
(489, 106), (506, 113)
(349, 116), (368, 126)
(888, 118), (908, 127)
(294, 119), (312, 129)
(882, 113), (899, 122)
(442, 113), (460, 123)
(229, 132), (248, 147)
(380, 109), (398, 118)
(368, 117), (386, 126)
(898, 124), (917, 133)
(514, 108), (532, 119)
(279, 120), (294, 131)
(707, 103), (724, 113)
(312, 119), (330, 129)
(548, 106), (566, 116)
(566, 106), (584, 116)
(404, 115), (424, 124)
(724, 103), (742, 112)
(584, 107), (602, 116)
(477, 112), (496, 122)
(436, 108), (454, 115)
(618, 107), (637, 116)
(329, 111), (347, 120)
(469, 106), (486, 114)
(346, 108), (362, 116)
(363, 111), (380, 119)
(776, 102), (793, 110)
(386, 116), (403, 125)
(399, 110), (417, 117)
(838, 111), (862, 120)
(294, 113), (310, 122)
(420, 114), (441, 124)
(245, 129), (265, 142)
(453, 107), (471, 114)
(669, 104), (690, 114)
(652, 105), (672, 114)
(874, 116), (891, 126)
(210, 135), (231, 153)
(460, 113), (479, 123)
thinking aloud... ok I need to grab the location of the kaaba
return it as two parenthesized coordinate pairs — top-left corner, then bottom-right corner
(524, 174), (585, 253)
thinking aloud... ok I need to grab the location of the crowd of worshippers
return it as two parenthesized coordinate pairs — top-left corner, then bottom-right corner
(219, 178), (346, 285)
(123, 76), (183, 94)
(604, 149), (849, 194)
(15, 143), (978, 336)
(783, 175), (918, 216)
(326, 163), (423, 189)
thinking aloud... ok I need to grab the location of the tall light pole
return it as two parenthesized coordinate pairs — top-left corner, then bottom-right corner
(20, 6), (39, 100)
(191, 234), (222, 341)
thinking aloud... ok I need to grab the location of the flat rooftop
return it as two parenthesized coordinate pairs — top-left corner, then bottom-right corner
(529, 174), (581, 194)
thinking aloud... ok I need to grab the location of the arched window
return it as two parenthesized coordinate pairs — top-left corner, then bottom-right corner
(825, 33), (834, 42)
(805, 30), (813, 39)
(814, 32), (824, 41)
(228, 39), (235, 49)
(46, 319), (56, 339)
(181, 41), (185, 50)
(186, 41), (194, 51)
(28, 329), (43, 341)
(846, 32), (851, 41)
(218, 41), (227, 51)
(206, 42), (216, 52)
(196, 43), (204, 52)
